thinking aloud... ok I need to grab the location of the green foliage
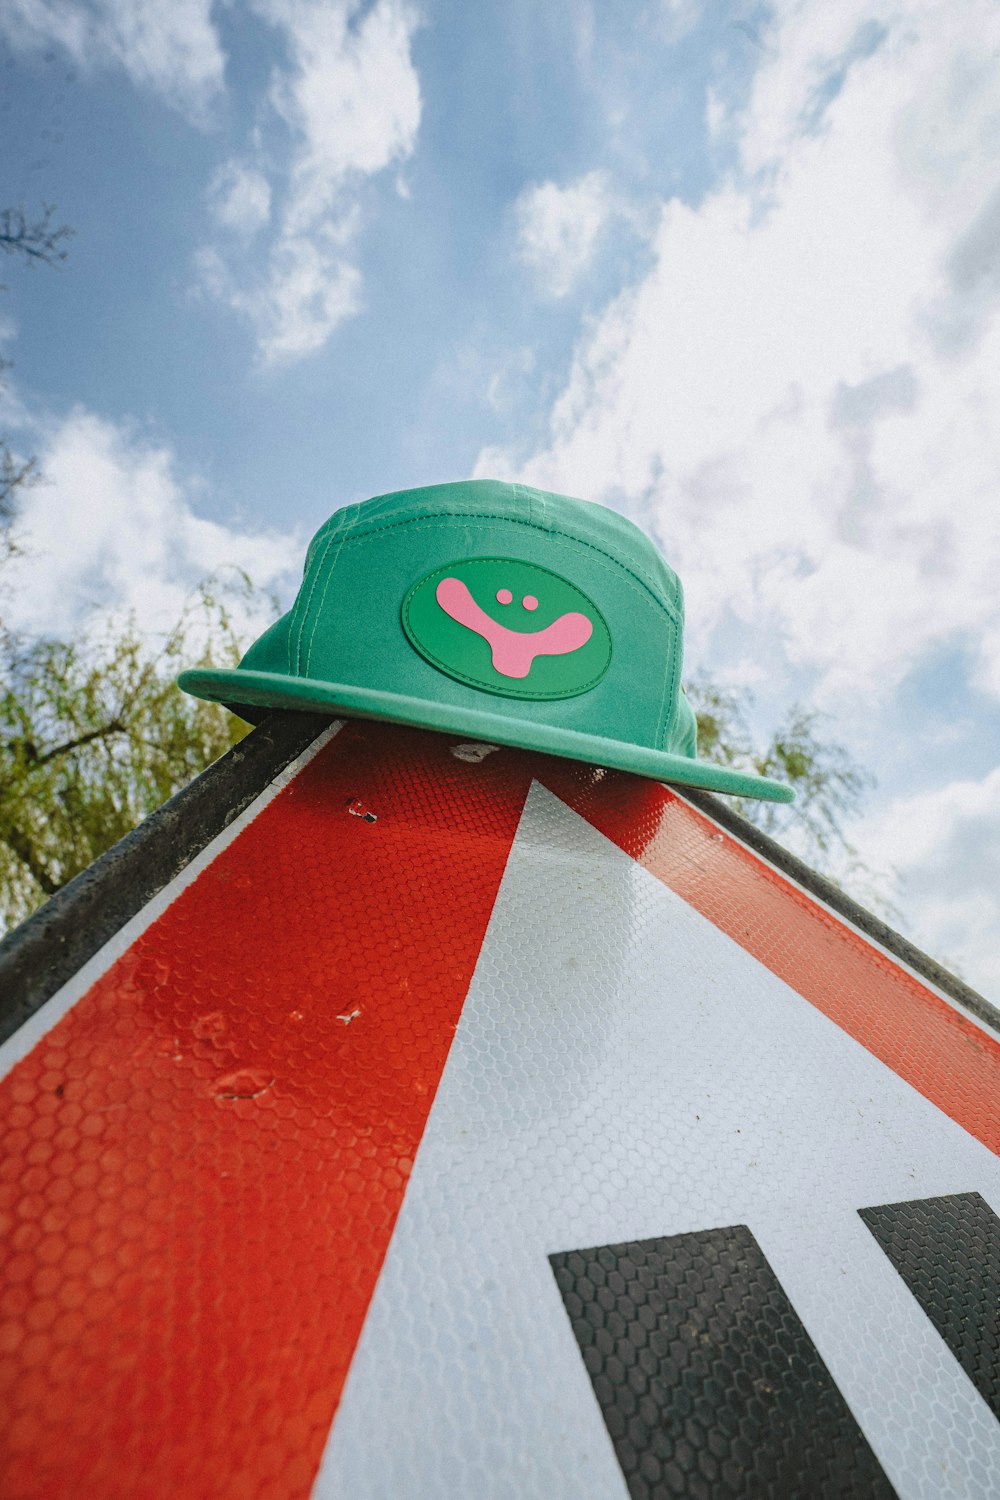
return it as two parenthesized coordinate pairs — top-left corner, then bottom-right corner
(685, 670), (875, 869)
(0, 198), (258, 937)
(0, 580), (253, 932)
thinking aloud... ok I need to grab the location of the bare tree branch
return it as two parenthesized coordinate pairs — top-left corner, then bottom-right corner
(0, 205), (72, 269)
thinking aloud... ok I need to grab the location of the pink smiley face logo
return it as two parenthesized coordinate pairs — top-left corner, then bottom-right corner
(436, 577), (593, 679)
(402, 556), (612, 699)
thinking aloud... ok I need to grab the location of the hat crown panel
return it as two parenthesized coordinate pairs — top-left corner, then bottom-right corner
(302, 481), (683, 619)
(293, 512), (682, 754)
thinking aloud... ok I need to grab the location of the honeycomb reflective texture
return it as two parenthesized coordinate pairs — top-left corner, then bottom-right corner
(536, 761), (1000, 1156)
(550, 1226), (898, 1499)
(316, 782), (1000, 1500)
(859, 1194), (1000, 1420)
(0, 722), (533, 1500)
(2, 727), (1000, 1500)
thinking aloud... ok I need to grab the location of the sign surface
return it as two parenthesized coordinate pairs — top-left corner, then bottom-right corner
(0, 719), (997, 1500)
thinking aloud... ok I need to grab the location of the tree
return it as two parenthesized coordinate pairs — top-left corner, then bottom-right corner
(0, 446), (36, 563)
(1, 205), (73, 566)
(685, 670), (881, 897)
(0, 204), (252, 935)
(0, 580), (252, 932)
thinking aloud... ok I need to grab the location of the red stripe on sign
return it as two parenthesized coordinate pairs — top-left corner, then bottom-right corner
(538, 763), (1000, 1158)
(0, 723), (531, 1500)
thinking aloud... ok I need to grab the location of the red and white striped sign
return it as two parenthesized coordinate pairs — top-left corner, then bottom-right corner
(1, 719), (997, 1499)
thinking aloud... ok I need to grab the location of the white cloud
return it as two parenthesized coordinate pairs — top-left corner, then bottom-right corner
(478, 0), (1000, 719)
(205, 227), (364, 363)
(705, 86), (727, 140)
(3, 2), (423, 363)
(200, 0), (422, 364)
(659, 0), (701, 46)
(0, 0), (225, 118)
(485, 345), (537, 414)
(4, 407), (300, 643)
(476, 0), (1000, 993)
(851, 767), (1000, 1005)
(514, 171), (616, 300)
(208, 160), (273, 238)
(260, 0), (422, 221)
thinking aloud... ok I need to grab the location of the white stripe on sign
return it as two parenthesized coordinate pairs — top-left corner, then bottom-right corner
(315, 782), (1000, 1500)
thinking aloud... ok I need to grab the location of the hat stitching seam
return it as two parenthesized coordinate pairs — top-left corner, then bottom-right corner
(299, 510), (362, 675)
(303, 512), (679, 619)
(301, 511), (679, 617)
(660, 648), (678, 755)
(292, 526), (339, 675)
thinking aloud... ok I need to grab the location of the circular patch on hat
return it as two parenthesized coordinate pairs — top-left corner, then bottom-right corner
(402, 557), (612, 699)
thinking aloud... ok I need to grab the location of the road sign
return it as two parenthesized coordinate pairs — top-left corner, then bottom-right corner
(1, 716), (997, 1499)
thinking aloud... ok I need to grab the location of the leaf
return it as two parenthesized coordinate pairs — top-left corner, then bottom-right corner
(0, 576), (258, 932)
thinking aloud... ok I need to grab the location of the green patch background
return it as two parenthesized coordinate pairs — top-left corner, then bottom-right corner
(402, 557), (612, 700)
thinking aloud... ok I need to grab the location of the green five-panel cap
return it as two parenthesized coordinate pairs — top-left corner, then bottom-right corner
(179, 480), (794, 803)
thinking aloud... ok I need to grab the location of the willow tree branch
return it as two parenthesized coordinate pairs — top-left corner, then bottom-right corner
(3, 720), (126, 769)
(0, 823), (58, 896)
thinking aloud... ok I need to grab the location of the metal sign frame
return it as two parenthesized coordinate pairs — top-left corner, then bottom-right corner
(3, 712), (994, 1046)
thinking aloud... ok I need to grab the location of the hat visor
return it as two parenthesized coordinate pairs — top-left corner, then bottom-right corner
(178, 667), (794, 804)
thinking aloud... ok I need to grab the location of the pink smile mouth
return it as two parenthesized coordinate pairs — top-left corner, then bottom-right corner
(435, 577), (593, 679)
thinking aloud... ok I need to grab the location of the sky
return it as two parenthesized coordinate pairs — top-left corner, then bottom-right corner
(1, 0), (999, 1004)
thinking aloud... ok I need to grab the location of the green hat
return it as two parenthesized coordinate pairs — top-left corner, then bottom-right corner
(179, 480), (793, 803)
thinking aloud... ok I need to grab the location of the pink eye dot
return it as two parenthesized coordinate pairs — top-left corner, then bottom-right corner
(521, 594), (539, 611)
(496, 588), (513, 605)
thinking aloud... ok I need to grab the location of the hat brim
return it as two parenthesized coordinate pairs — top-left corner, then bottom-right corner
(178, 667), (795, 804)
